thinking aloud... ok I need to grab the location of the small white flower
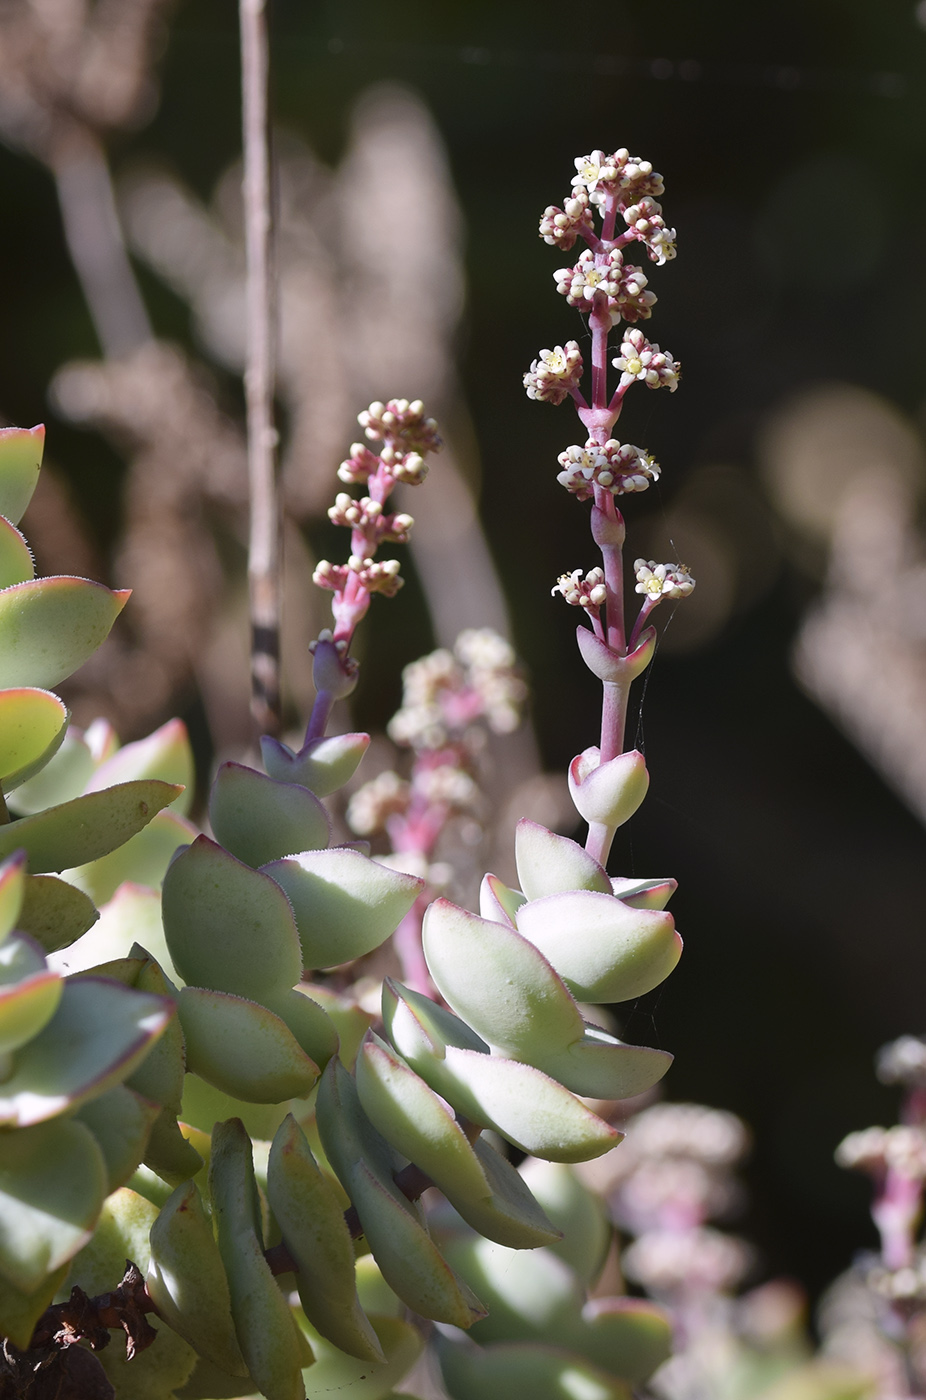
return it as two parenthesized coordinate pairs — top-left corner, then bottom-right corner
(634, 559), (696, 599)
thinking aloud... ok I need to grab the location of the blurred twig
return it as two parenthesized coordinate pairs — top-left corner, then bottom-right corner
(240, 0), (282, 738)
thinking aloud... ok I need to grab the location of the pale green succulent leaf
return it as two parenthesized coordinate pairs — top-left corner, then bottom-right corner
(125, 956), (186, 1111)
(180, 1070), (296, 1143)
(538, 1025), (673, 1101)
(356, 1031), (492, 1204)
(0, 966), (62, 1055)
(147, 1179), (248, 1375)
(49, 884), (177, 984)
(400, 1041), (621, 1163)
(438, 1337), (633, 1400)
(422, 898), (584, 1062)
(516, 890), (682, 1003)
(75, 1083), (161, 1193)
(610, 876), (677, 910)
(515, 820), (611, 900)
(0, 850), (26, 944)
(262, 848), (424, 970)
(303, 982), (375, 1070)
(268, 1114), (384, 1364)
(84, 716), (194, 815)
(8, 728), (95, 815)
(443, 1136), (562, 1250)
(261, 985), (339, 1069)
(0, 779), (183, 873)
(382, 978), (488, 1058)
(301, 1313), (423, 1400)
(0, 576), (130, 689)
(0, 975), (173, 1126)
(518, 1158), (612, 1286)
(178, 986), (320, 1103)
(479, 873), (526, 925)
(0, 1116), (107, 1290)
(17, 874), (98, 954)
(0, 514), (34, 590)
(261, 731), (370, 797)
(565, 1298), (674, 1384)
(209, 761), (331, 867)
(142, 1107), (204, 1185)
(0, 689), (67, 794)
(68, 1186), (199, 1399)
(0, 426), (43, 526)
(63, 807), (195, 906)
(163, 835), (303, 997)
(209, 1118), (309, 1400)
(438, 1235), (583, 1346)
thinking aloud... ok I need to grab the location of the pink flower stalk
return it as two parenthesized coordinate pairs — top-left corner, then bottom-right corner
(527, 148), (693, 866)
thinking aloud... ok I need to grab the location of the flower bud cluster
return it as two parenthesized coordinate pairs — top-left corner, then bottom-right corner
(557, 441), (660, 499)
(623, 1226), (752, 1296)
(538, 188), (593, 251)
(622, 197), (677, 265)
(552, 567), (607, 611)
(613, 329), (680, 392)
(554, 249), (656, 325)
(388, 629), (525, 752)
(523, 342), (583, 404)
(327, 493), (414, 545)
(358, 397), (442, 456)
(836, 1125), (926, 1181)
(346, 769), (410, 837)
(313, 555), (404, 598)
(571, 148), (666, 210)
(877, 1035), (926, 1089)
(635, 559), (696, 600)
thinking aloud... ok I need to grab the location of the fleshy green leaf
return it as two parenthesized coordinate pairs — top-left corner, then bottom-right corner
(0, 576), (130, 689)
(433, 1137), (563, 1251)
(209, 761), (330, 867)
(84, 717), (195, 816)
(0, 1116), (107, 1290)
(0, 688), (68, 792)
(163, 836), (303, 997)
(479, 874), (526, 926)
(438, 1337), (633, 1400)
(0, 975), (173, 1126)
(515, 820), (611, 901)
(17, 874), (98, 954)
(356, 1032), (491, 1204)
(518, 1159), (612, 1287)
(0, 779), (183, 872)
(178, 986), (320, 1102)
(261, 986), (339, 1069)
(565, 1298), (674, 1384)
(262, 848), (424, 970)
(516, 890), (682, 1004)
(302, 982), (375, 1070)
(301, 1313), (423, 1400)
(74, 1084), (161, 1193)
(0, 426), (43, 526)
(0, 961), (62, 1055)
(0, 1263), (69, 1350)
(422, 898), (584, 1062)
(538, 1025), (673, 1101)
(0, 516), (34, 590)
(261, 731), (370, 797)
(63, 807), (195, 905)
(0, 850), (26, 944)
(610, 876), (677, 910)
(68, 1187), (199, 1399)
(7, 728), (95, 815)
(49, 883), (177, 982)
(439, 1235), (583, 1346)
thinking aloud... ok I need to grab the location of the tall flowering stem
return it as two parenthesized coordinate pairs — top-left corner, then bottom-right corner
(528, 148), (692, 866)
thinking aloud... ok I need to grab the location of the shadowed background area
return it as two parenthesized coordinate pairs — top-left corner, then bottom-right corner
(1, 0), (926, 1313)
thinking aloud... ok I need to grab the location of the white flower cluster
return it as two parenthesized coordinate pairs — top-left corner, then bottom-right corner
(623, 1226), (752, 1296)
(357, 397), (442, 457)
(877, 1035), (926, 1089)
(414, 763), (480, 810)
(313, 555), (403, 597)
(388, 629), (525, 751)
(622, 196), (677, 265)
(554, 248), (656, 325)
(557, 440), (660, 500)
(327, 493), (414, 545)
(571, 148), (666, 210)
(551, 567), (607, 610)
(538, 188), (592, 251)
(523, 341), (583, 405)
(836, 1125), (926, 1180)
(346, 769), (410, 837)
(613, 329), (680, 392)
(634, 559), (696, 600)
(624, 1102), (750, 1167)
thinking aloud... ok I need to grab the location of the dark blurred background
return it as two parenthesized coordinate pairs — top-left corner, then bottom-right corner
(3, 0), (926, 1312)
